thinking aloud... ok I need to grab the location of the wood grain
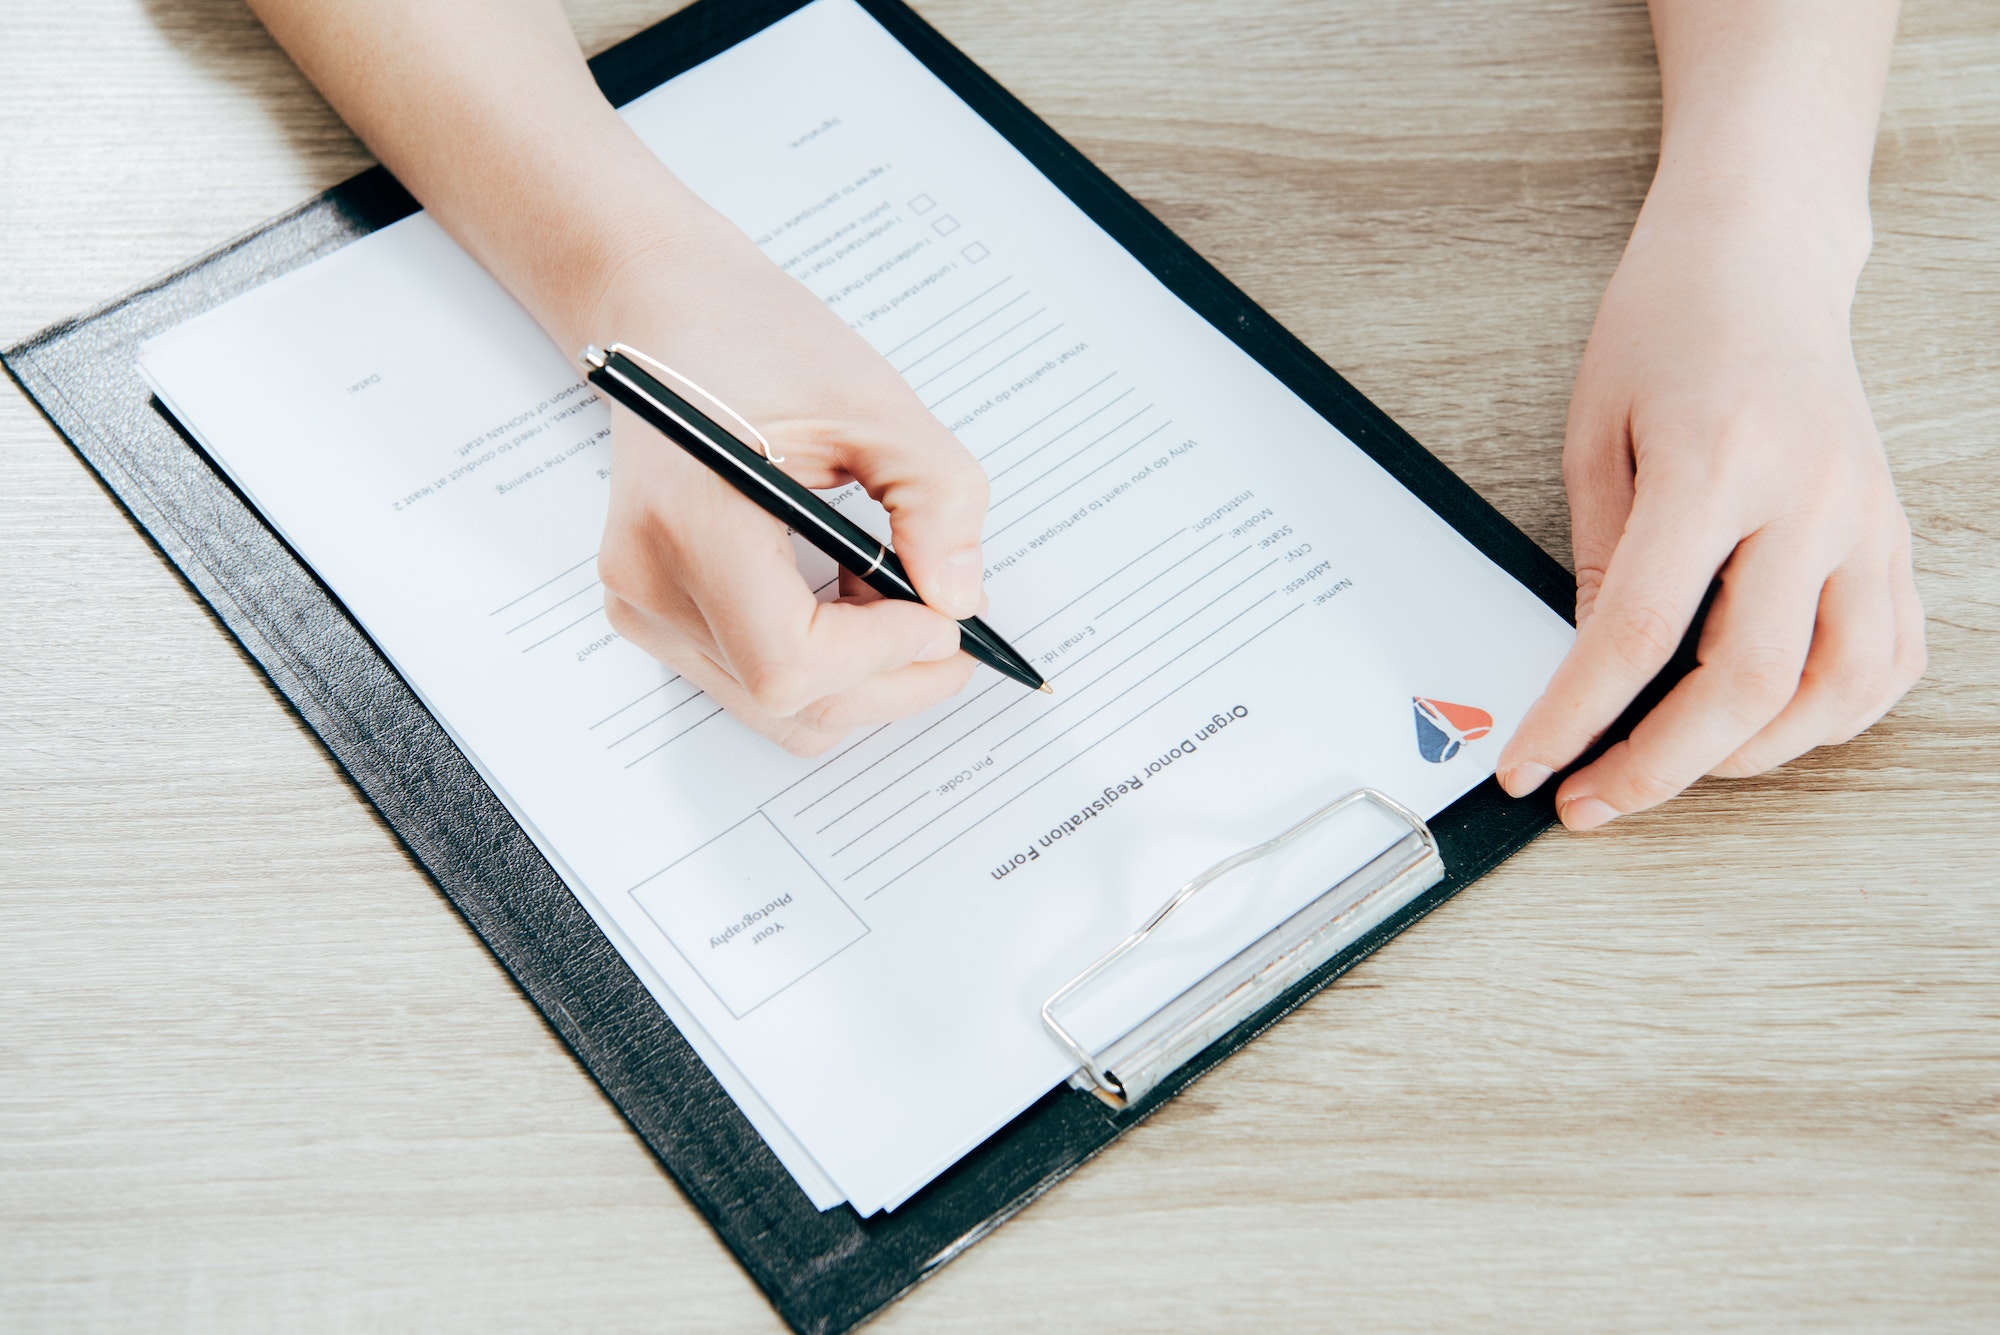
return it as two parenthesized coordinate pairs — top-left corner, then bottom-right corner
(3, 1), (1995, 1330)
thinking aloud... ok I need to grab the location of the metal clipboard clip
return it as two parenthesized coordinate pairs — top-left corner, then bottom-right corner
(1041, 788), (1444, 1111)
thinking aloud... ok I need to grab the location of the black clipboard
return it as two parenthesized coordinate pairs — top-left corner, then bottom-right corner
(4, 1), (1579, 1329)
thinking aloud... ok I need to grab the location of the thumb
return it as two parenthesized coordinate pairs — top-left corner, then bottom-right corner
(840, 413), (991, 619)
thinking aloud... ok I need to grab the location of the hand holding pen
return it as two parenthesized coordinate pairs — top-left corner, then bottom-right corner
(585, 344), (1047, 698)
(582, 218), (1018, 756)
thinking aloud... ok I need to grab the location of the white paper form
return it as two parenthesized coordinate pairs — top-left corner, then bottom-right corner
(139, 0), (1574, 1214)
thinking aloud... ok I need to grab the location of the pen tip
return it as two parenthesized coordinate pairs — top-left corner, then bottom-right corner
(1039, 683), (1054, 695)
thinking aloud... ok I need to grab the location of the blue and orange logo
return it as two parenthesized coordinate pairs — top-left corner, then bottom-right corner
(1413, 696), (1492, 763)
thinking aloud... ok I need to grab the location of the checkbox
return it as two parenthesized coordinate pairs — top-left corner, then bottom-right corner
(907, 193), (936, 214)
(930, 214), (960, 236)
(960, 241), (989, 263)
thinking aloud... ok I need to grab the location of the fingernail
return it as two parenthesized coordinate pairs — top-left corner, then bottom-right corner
(1498, 763), (1553, 798)
(916, 624), (961, 662)
(1558, 795), (1619, 831)
(935, 547), (984, 618)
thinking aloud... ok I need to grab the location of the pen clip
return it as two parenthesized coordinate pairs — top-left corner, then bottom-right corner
(586, 342), (787, 465)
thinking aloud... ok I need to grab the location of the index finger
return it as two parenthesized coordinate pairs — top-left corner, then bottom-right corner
(830, 410), (992, 620)
(1497, 477), (1738, 793)
(661, 462), (966, 717)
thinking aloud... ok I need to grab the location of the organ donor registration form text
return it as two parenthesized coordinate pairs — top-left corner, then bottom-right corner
(139, 0), (1574, 1215)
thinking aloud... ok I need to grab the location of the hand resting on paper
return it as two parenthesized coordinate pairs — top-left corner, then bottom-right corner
(1494, 0), (1924, 828)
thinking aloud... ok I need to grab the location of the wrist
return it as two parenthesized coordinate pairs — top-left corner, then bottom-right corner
(1647, 98), (1881, 299)
(1635, 155), (1874, 307)
(1642, 0), (1895, 303)
(543, 172), (747, 358)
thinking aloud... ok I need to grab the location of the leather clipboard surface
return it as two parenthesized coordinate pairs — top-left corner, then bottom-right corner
(4, 1), (1575, 1330)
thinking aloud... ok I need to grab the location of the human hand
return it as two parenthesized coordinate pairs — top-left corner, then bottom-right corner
(1495, 187), (1924, 829)
(242, 0), (990, 757)
(588, 215), (991, 756)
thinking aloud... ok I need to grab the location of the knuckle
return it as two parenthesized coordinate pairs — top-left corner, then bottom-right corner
(597, 511), (681, 601)
(1558, 438), (1598, 490)
(1801, 470), (1873, 538)
(1604, 596), (1685, 675)
(1635, 430), (1720, 492)
(1614, 754), (1687, 808)
(912, 456), (991, 515)
(596, 538), (645, 601)
(1573, 565), (1609, 625)
(1710, 406), (1787, 463)
(1826, 712), (1877, 748)
(932, 653), (978, 695)
(1709, 742), (1775, 779)
(1725, 644), (1802, 714)
(775, 725), (840, 759)
(880, 425), (989, 495)
(792, 693), (841, 733)
(892, 657), (976, 716)
(602, 591), (642, 638)
(953, 455), (992, 510)
(1830, 646), (1897, 710)
(1709, 750), (1763, 780)
(741, 657), (814, 717)
(1808, 461), (1864, 515)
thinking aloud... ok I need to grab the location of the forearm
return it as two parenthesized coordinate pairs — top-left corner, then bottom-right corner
(245, 0), (722, 354)
(1645, 0), (1899, 292)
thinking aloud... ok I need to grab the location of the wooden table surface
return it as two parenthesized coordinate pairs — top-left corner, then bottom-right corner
(4, 1), (1996, 1329)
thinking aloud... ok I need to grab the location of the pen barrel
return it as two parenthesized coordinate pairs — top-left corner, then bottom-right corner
(855, 542), (1038, 688)
(589, 355), (911, 598)
(589, 350), (1043, 691)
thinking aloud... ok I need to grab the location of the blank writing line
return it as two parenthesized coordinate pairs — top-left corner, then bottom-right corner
(895, 292), (1031, 375)
(985, 422), (1169, 543)
(810, 683), (1013, 832)
(858, 599), (1300, 890)
(819, 547), (1268, 838)
(829, 786), (933, 858)
(1016, 526), (1187, 639)
(589, 678), (681, 730)
(967, 545), (1257, 746)
(985, 389), (1137, 483)
(521, 604), (605, 654)
(989, 557), (1271, 755)
(606, 685), (708, 749)
(1097, 530), (1232, 620)
(756, 720), (896, 810)
(924, 324), (1065, 410)
(795, 681), (1007, 820)
(489, 551), (596, 618)
(881, 276), (1013, 358)
(504, 579), (602, 635)
(1064, 547), (1256, 684)
(974, 373), (1118, 464)
(989, 407), (1153, 511)
(908, 308), (1048, 393)
(622, 705), (726, 769)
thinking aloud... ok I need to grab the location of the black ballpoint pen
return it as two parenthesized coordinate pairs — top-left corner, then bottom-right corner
(580, 343), (1050, 694)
